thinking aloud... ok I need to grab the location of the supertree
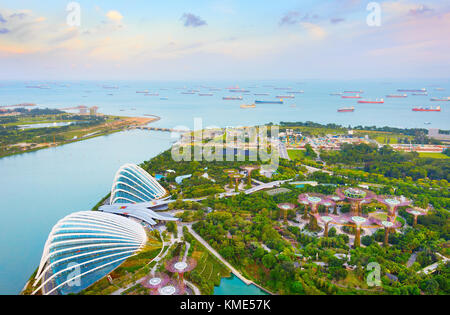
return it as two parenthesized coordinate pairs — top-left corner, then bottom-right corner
(379, 220), (402, 247)
(141, 273), (170, 294)
(331, 213), (380, 248)
(314, 215), (335, 237)
(321, 199), (336, 215)
(376, 195), (411, 220)
(166, 257), (197, 286)
(152, 280), (185, 295)
(298, 193), (329, 231)
(277, 203), (297, 223)
(336, 187), (376, 216)
(240, 165), (260, 186)
(229, 173), (245, 192)
(329, 196), (343, 214)
(223, 169), (237, 188)
(406, 208), (428, 227)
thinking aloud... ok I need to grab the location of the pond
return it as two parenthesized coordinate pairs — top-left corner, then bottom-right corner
(214, 275), (269, 295)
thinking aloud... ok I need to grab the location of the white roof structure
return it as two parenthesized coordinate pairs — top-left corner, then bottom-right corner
(99, 203), (179, 226)
(32, 211), (147, 295)
(110, 163), (166, 204)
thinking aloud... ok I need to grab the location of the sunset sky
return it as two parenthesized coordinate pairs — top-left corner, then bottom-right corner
(0, 0), (449, 80)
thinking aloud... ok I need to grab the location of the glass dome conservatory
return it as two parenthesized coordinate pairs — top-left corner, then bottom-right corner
(32, 211), (147, 295)
(110, 163), (166, 204)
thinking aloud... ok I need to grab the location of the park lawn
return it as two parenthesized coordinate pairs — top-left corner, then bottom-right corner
(288, 149), (307, 160)
(418, 152), (449, 159)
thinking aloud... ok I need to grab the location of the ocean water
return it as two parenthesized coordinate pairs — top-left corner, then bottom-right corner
(1, 79), (449, 130)
(0, 79), (449, 294)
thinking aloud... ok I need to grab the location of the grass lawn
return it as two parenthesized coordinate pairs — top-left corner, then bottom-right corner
(418, 152), (449, 159)
(288, 149), (307, 160)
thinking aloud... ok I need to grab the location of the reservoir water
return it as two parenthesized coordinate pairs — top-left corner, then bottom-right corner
(214, 275), (269, 295)
(0, 80), (449, 294)
(0, 130), (173, 294)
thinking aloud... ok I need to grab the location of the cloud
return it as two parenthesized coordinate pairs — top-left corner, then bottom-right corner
(301, 22), (327, 40)
(330, 18), (345, 24)
(279, 11), (319, 26)
(106, 10), (123, 23)
(0, 28), (10, 34)
(181, 13), (207, 27)
(409, 5), (433, 16)
(0, 14), (6, 23)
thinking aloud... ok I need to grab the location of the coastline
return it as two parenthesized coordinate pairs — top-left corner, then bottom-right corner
(0, 116), (159, 160)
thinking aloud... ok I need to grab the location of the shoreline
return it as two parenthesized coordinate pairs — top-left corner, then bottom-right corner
(0, 116), (159, 160)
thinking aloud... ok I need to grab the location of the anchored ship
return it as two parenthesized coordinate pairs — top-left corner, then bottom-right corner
(342, 95), (362, 99)
(338, 107), (355, 112)
(386, 94), (407, 98)
(412, 106), (441, 112)
(255, 100), (284, 104)
(398, 88), (427, 92)
(223, 96), (243, 100)
(358, 99), (384, 104)
(430, 97), (450, 102)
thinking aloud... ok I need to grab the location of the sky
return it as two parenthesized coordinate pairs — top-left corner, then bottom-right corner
(0, 0), (449, 80)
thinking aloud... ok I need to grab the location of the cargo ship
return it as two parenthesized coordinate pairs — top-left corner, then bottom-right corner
(412, 106), (441, 112)
(198, 93), (214, 96)
(330, 92), (343, 96)
(412, 93), (428, 96)
(291, 91), (304, 94)
(358, 99), (384, 104)
(240, 104), (256, 109)
(344, 90), (363, 94)
(342, 95), (362, 99)
(276, 95), (295, 99)
(255, 100), (284, 104)
(430, 97), (450, 102)
(230, 89), (250, 93)
(386, 94), (407, 98)
(338, 107), (355, 112)
(398, 88), (427, 93)
(223, 96), (243, 100)
(254, 93), (270, 96)
(136, 90), (149, 94)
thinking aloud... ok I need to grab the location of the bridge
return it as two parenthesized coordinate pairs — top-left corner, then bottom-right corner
(137, 126), (192, 133)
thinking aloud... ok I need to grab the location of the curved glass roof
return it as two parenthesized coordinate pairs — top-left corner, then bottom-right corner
(110, 164), (166, 204)
(32, 211), (147, 295)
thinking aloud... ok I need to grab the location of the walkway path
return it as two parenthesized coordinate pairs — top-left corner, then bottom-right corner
(185, 225), (253, 285)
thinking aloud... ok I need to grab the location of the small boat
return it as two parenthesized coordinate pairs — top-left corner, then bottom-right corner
(412, 106), (441, 112)
(291, 91), (304, 94)
(344, 90), (363, 94)
(199, 93), (214, 96)
(412, 93), (428, 96)
(338, 107), (355, 112)
(136, 90), (149, 94)
(330, 92), (343, 96)
(254, 93), (270, 96)
(240, 104), (256, 109)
